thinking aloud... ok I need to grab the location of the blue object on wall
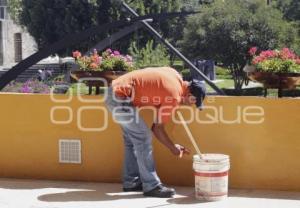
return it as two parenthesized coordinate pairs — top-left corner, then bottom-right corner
(192, 60), (215, 81)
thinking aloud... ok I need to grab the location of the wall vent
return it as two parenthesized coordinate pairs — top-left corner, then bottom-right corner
(59, 139), (81, 164)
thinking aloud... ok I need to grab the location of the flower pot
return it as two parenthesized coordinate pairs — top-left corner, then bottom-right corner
(247, 71), (300, 89)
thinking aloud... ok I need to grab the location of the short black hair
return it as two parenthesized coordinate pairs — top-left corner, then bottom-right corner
(189, 79), (206, 110)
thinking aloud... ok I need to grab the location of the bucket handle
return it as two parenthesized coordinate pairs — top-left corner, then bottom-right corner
(177, 111), (203, 159)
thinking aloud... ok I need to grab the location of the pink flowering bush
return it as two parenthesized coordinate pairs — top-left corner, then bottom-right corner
(2, 80), (50, 94)
(249, 47), (300, 73)
(72, 48), (135, 72)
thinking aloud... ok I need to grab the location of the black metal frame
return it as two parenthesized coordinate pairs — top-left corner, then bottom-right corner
(0, 12), (195, 90)
(0, 3), (225, 95)
(120, 1), (225, 95)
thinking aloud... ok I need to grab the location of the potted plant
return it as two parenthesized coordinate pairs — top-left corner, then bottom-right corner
(71, 49), (135, 94)
(245, 47), (300, 96)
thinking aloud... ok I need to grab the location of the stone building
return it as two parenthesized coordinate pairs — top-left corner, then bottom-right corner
(0, 0), (37, 69)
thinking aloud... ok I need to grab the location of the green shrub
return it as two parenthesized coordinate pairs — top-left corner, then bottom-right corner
(181, 69), (191, 80)
(129, 40), (170, 68)
(216, 66), (232, 79)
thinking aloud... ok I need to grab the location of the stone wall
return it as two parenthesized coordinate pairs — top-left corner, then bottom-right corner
(1, 19), (37, 68)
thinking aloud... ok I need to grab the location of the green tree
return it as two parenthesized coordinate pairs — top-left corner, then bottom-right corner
(274, 0), (300, 54)
(275, 0), (300, 21)
(181, 0), (297, 91)
(126, 0), (188, 63)
(14, 0), (97, 54)
(8, 0), (200, 57)
(7, 0), (22, 22)
(8, 0), (125, 55)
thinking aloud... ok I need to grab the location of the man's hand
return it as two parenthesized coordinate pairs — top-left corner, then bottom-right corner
(152, 124), (190, 158)
(170, 144), (190, 158)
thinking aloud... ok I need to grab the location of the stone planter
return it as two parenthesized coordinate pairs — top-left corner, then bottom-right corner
(247, 72), (300, 89)
(70, 70), (127, 94)
(246, 71), (300, 97)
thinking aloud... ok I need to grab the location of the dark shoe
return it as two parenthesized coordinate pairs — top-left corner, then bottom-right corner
(123, 183), (143, 192)
(143, 185), (176, 198)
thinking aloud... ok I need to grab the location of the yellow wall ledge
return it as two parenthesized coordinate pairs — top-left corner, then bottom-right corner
(0, 93), (300, 191)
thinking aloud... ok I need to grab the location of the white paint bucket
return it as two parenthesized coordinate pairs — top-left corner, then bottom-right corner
(193, 154), (230, 201)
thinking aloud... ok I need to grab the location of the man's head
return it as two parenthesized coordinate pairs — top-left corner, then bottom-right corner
(182, 79), (206, 109)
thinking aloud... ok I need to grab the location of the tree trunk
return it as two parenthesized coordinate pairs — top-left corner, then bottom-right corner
(231, 65), (246, 94)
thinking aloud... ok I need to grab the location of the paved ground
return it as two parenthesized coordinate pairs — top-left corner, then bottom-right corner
(0, 178), (300, 208)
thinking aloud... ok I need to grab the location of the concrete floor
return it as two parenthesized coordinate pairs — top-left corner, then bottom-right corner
(0, 178), (300, 208)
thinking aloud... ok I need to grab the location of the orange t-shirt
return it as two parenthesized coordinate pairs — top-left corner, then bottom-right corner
(112, 67), (189, 123)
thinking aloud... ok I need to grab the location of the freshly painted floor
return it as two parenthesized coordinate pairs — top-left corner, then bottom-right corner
(0, 178), (299, 208)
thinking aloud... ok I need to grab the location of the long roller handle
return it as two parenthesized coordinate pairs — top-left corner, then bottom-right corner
(177, 111), (203, 159)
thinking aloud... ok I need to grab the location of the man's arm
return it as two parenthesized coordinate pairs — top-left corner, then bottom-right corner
(151, 123), (190, 157)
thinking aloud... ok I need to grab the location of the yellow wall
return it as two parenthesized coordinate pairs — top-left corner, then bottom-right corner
(0, 93), (300, 191)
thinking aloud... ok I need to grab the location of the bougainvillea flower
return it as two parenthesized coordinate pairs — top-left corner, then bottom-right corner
(125, 55), (133, 62)
(106, 48), (112, 54)
(280, 48), (297, 60)
(248, 47), (257, 56)
(113, 50), (121, 56)
(72, 50), (82, 58)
